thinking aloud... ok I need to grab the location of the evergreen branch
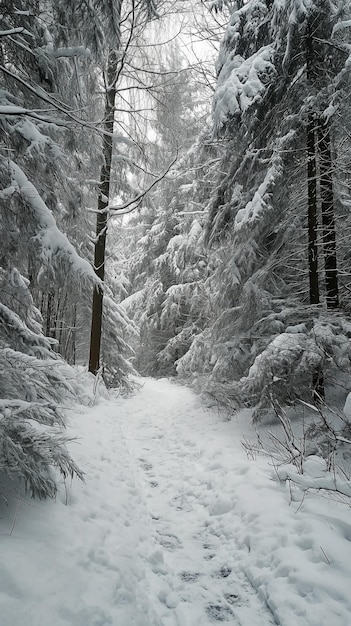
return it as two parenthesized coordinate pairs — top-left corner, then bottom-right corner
(0, 64), (134, 142)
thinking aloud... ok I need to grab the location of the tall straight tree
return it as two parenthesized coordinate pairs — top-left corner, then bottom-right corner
(89, 44), (121, 375)
(305, 2), (341, 311)
(306, 15), (320, 306)
(55, 0), (159, 376)
(318, 123), (339, 309)
(88, 0), (159, 375)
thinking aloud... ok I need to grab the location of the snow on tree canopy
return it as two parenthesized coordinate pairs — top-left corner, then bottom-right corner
(234, 156), (282, 230)
(7, 160), (99, 285)
(213, 0), (277, 129)
(214, 46), (275, 128)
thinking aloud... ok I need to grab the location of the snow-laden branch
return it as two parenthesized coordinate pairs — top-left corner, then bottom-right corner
(214, 45), (275, 128)
(0, 398), (50, 416)
(0, 104), (66, 125)
(234, 131), (294, 231)
(277, 462), (351, 498)
(4, 158), (99, 286)
(0, 302), (54, 357)
(0, 65), (133, 143)
(45, 46), (91, 59)
(0, 185), (16, 200)
(332, 19), (351, 35)
(0, 103), (90, 129)
(0, 28), (25, 37)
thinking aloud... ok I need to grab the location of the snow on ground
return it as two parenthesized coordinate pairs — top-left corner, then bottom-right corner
(1, 377), (351, 626)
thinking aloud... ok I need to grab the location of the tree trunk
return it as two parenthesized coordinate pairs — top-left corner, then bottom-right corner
(318, 123), (339, 309)
(306, 16), (324, 399)
(72, 303), (77, 365)
(46, 292), (56, 338)
(307, 116), (320, 306)
(306, 117), (325, 399)
(88, 51), (118, 375)
(305, 15), (320, 306)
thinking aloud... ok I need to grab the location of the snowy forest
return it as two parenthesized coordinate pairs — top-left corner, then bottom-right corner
(2, 1), (351, 624)
(2, 0), (351, 498)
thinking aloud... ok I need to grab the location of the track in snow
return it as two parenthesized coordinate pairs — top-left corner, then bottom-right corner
(3, 377), (350, 626)
(118, 378), (278, 626)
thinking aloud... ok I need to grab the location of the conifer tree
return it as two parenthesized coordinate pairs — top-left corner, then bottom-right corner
(52, 0), (154, 383)
(178, 0), (351, 415)
(0, 2), (98, 497)
(122, 48), (217, 376)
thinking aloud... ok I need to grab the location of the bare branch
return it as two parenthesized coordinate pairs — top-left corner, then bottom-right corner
(108, 155), (178, 215)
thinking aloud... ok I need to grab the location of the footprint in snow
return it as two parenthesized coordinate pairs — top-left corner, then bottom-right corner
(223, 593), (240, 605)
(203, 542), (216, 560)
(179, 571), (201, 582)
(158, 533), (182, 551)
(206, 604), (234, 622)
(139, 458), (153, 472)
(213, 566), (232, 579)
(172, 494), (192, 512)
(149, 480), (159, 488)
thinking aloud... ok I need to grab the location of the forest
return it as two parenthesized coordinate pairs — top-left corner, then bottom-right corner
(1, 0), (351, 501)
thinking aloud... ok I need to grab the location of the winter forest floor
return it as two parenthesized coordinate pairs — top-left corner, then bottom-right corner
(1, 378), (351, 626)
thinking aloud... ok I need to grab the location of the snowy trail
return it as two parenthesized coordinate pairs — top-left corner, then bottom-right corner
(1, 377), (351, 626)
(1, 386), (160, 626)
(119, 379), (277, 626)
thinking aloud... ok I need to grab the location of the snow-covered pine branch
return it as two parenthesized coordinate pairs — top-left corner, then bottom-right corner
(4, 159), (99, 286)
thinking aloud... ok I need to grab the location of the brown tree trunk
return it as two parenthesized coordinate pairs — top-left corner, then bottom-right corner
(88, 51), (118, 375)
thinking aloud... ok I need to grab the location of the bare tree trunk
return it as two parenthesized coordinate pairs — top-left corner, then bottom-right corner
(307, 116), (320, 306)
(89, 51), (118, 375)
(306, 16), (324, 399)
(305, 15), (320, 306)
(306, 116), (325, 399)
(46, 292), (56, 338)
(72, 303), (77, 365)
(318, 123), (339, 309)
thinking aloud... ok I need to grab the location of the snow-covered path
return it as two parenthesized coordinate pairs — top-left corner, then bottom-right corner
(1, 377), (351, 626)
(119, 379), (278, 626)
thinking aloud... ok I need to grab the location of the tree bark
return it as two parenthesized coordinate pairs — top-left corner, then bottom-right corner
(306, 15), (324, 399)
(88, 51), (118, 375)
(305, 15), (320, 306)
(307, 116), (320, 306)
(318, 123), (339, 309)
(46, 292), (56, 338)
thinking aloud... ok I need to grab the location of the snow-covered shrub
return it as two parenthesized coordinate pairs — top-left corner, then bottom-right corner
(239, 316), (351, 418)
(240, 326), (322, 417)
